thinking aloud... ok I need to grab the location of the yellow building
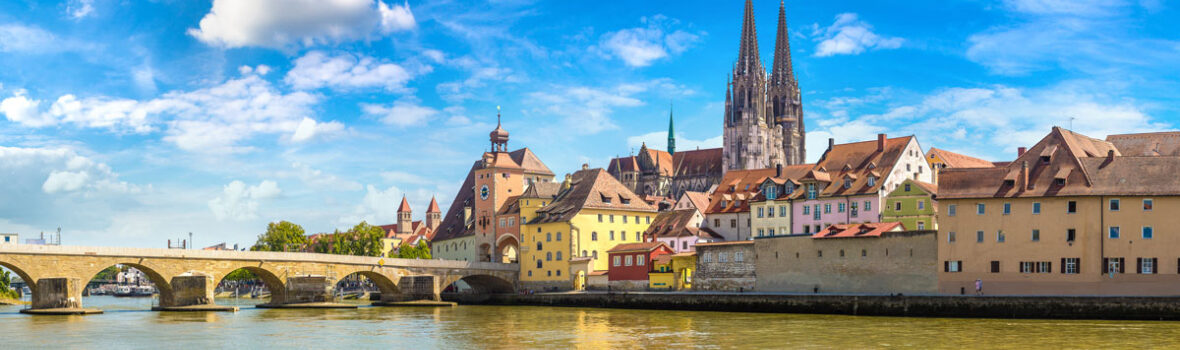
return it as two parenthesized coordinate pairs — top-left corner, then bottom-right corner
(882, 178), (938, 231)
(648, 252), (697, 290)
(520, 167), (657, 291)
(939, 127), (1180, 296)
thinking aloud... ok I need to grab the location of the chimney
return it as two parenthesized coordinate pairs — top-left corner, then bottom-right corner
(582, 163), (589, 170)
(1107, 149), (1116, 160)
(776, 164), (783, 178)
(1020, 161), (1029, 190)
(877, 134), (887, 152)
(828, 138), (835, 152)
(1017, 147), (1027, 157)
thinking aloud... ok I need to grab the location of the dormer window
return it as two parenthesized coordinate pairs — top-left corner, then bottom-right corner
(843, 178), (853, 189)
(602, 194), (612, 204)
(720, 200), (728, 208)
(764, 186), (778, 200)
(807, 184), (818, 199)
(867, 177), (876, 186)
(1004, 179), (1015, 186)
(1055, 178), (1065, 186)
(1040, 156), (1051, 165)
(621, 197), (631, 205)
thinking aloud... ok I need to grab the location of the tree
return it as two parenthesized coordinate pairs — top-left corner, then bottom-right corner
(223, 269), (258, 281)
(0, 269), (18, 299)
(396, 240), (432, 260)
(345, 221), (385, 257)
(251, 221), (308, 252)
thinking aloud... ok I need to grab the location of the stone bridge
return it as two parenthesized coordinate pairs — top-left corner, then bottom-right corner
(0, 244), (517, 313)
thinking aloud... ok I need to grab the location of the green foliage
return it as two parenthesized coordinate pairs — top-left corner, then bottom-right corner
(396, 240), (432, 259)
(251, 221), (308, 252)
(0, 269), (18, 299)
(343, 221), (385, 257)
(93, 265), (125, 281)
(224, 269), (258, 281)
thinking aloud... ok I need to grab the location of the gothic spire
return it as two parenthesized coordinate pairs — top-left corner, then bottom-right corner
(771, 0), (795, 86)
(735, 0), (763, 77)
(667, 103), (676, 154)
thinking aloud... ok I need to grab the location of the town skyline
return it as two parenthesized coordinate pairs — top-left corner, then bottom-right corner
(0, 0), (1176, 248)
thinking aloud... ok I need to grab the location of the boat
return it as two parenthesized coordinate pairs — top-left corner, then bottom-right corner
(113, 285), (155, 297)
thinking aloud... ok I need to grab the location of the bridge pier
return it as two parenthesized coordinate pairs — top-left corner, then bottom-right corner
(152, 275), (238, 312)
(256, 276), (356, 309)
(20, 277), (103, 315)
(398, 275), (441, 301)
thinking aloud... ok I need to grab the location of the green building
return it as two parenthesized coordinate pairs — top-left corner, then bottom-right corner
(882, 179), (938, 231)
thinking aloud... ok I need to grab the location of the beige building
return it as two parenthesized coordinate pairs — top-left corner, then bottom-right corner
(754, 223), (937, 294)
(693, 241), (755, 291)
(939, 127), (1180, 295)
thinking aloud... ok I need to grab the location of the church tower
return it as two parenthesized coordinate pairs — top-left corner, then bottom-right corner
(768, 0), (806, 165)
(723, 0), (786, 172)
(667, 104), (676, 155)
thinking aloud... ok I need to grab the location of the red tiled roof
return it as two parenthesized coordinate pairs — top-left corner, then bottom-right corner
(397, 196), (411, 213)
(804, 136), (915, 197)
(813, 222), (904, 239)
(530, 168), (657, 224)
(1107, 132), (1180, 157)
(673, 148), (723, 176)
(928, 148), (995, 168)
(427, 197), (440, 213)
(607, 241), (670, 253)
(680, 191), (710, 211)
(706, 168), (777, 214)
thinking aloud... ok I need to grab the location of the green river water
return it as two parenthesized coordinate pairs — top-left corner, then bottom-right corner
(3, 295), (1180, 349)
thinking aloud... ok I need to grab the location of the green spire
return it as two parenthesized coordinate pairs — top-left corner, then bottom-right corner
(667, 103), (676, 154)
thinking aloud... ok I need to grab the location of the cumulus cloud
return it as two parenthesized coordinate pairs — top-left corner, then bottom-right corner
(0, 24), (64, 53)
(1, 90), (57, 127)
(284, 51), (418, 91)
(596, 15), (701, 67)
(362, 100), (438, 127)
(287, 162), (362, 191)
(188, 0), (416, 49)
(812, 13), (903, 57)
(291, 117), (344, 143)
(208, 180), (281, 221)
(67, 0), (95, 19)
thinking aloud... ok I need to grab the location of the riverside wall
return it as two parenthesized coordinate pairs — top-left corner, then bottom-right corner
(472, 293), (1180, 320)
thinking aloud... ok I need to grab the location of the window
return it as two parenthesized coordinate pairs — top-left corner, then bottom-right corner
(867, 177), (876, 186)
(701, 253), (711, 263)
(917, 221), (926, 230)
(613, 256), (621, 267)
(546, 233), (552, 242)
(537, 242), (543, 251)
(843, 179), (852, 189)
(779, 206), (787, 217)
(904, 183), (912, 192)
(758, 228), (765, 237)
(758, 207), (764, 218)
(1032, 202), (1041, 214)
(977, 203), (986, 215)
(839, 249), (845, 257)
(1102, 257), (1125, 274)
(997, 230), (1005, 243)
(991, 261), (1001, 273)
(721, 200), (728, 208)
(582, 250), (587, 257)
(682, 241), (687, 250)
(646, 216), (651, 224)
(807, 184), (817, 199)
(1143, 226), (1153, 239)
(768, 207), (775, 218)
(918, 200), (925, 210)
(1144, 199), (1154, 211)
(1109, 226), (1120, 239)
(598, 214), (603, 222)
(610, 231), (615, 240)
(838, 203), (846, 213)
(804, 226), (811, 234)
(714, 219), (720, 227)
(817, 250), (823, 258)
(546, 252), (552, 261)
(769, 228), (776, 236)
(637, 255), (645, 266)
(623, 215), (628, 223)
(948, 204), (956, 216)
(1032, 229), (1040, 242)
(556, 251), (562, 261)
(592, 232), (598, 241)
(803, 206), (810, 215)
(527, 271), (532, 277)
(824, 204), (831, 214)
(862, 249), (867, 257)
(736, 251), (744, 262)
(1109, 199), (1121, 211)
(1020, 261), (1034, 273)
(1063, 258), (1080, 274)
(948, 232), (956, 243)
(1067, 201), (1077, 213)
(945, 261), (962, 272)
(556, 270), (561, 276)
(609, 215), (615, 223)
(1003, 203), (1011, 214)
(894, 201), (903, 211)
(730, 219), (737, 228)
(719, 252), (728, 262)
(976, 231), (984, 243)
(537, 260), (543, 269)
(1067, 229), (1076, 242)
(865, 201), (871, 211)
(592, 251), (598, 259)
(1139, 258), (1156, 274)
(624, 255), (633, 266)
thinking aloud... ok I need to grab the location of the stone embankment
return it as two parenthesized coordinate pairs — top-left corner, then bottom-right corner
(471, 292), (1180, 320)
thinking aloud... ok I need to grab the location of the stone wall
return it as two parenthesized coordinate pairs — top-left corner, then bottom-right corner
(608, 279), (648, 291)
(694, 243), (755, 291)
(754, 231), (938, 294)
(170, 275), (214, 306)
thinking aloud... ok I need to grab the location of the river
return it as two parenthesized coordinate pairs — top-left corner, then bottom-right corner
(3, 296), (1180, 349)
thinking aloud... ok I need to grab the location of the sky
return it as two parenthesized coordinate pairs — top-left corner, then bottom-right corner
(0, 0), (1177, 248)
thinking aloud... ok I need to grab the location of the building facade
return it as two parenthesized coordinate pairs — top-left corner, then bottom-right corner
(607, 242), (673, 291)
(754, 224), (937, 294)
(704, 169), (777, 241)
(750, 164), (813, 237)
(938, 127), (1180, 295)
(882, 179), (938, 231)
(694, 241), (756, 291)
(643, 208), (720, 253)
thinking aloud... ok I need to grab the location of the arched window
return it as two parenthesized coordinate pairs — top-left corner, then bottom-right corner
(556, 232), (562, 241)
(536, 260), (542, 268)
(556, 251), (563, 261)
(582, 250), (588, 257)
(546, 252), (552, 261)
(546, 233), (552, 242)
(536, 242), (542, 251)
(592, 251), (598, 259)
(591, 232), (598, 241)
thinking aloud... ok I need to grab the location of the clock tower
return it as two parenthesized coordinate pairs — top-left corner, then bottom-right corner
(471, 107), (526, 262)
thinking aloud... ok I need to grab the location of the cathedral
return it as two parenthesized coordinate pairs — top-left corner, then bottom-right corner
(724, 0), (806, 171)
(608, 0), (806, 199)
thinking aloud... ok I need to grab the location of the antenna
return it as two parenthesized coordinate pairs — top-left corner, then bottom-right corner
(1069, 116), (1076, 130)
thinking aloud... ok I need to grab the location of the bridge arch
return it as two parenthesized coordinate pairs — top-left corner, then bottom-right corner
(335, 270), (400, 299)
(214, 266), (288, 305)
(0, 260), (36, 294)
(85, 262), (174, 306)
(446, 274), (515, 295)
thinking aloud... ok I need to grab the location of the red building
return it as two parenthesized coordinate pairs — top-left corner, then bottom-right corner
(607, 242), (673, 290)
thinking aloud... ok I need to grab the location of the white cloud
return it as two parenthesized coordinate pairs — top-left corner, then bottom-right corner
(285, 51), (418, 91)
(0, 24), (62, 53)
(188, 0), (415, 49)
(67, 0), (95, 19)
(597, 15), (701, 67)
(626, 131), (721, 153)
(208, 180), (281, 221)
(1002, 0), (1129, 16)
(288, 162), (362, 191)
(1, 90), (56, 127)
(812, 13), (903, 57)
(362, 100), (438, 127)
(528, 79), (689, 135)
(291, 117), (344, 143)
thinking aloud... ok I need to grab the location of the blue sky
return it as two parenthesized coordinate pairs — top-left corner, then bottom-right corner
(0, 0), (1176, 248)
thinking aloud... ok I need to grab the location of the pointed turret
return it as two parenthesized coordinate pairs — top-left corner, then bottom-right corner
(396, 195), (412, 234)
(735, 0), (763, 77)
(425, 196), (441, 230)
(427, 197), (440, 213)
(667, 103), (676, 155)
(770, 0), (795, 86)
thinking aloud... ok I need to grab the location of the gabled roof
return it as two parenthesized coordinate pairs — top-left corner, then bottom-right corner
(807, 135), (915, 197)
(497, 196), (522, 215)
(887, 178), (937, 197)
(607, 241), (670, 253)
(679, 191), (711, 211)
(521, 181), (561, 199)
(927, 148), (995, 168)
(644, 209), (699, 238)
(530, 168), (657, 224)
(673, 148), (723, 176)
(813, 222), (904, 239)
(607, 145), (675, 177)
(508, 148), (554, 176)
(939, 127), (1140, 199)
(706, 168), (777, 214)
(1107, 131), (1180, 157)
(432, 162), (478, 242)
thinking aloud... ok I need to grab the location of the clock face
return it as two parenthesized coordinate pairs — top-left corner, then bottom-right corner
(480, 185), (489, 200)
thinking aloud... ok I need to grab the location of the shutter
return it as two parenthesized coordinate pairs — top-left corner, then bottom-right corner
(944, 261), (949, 272)
(1061, 258), (1066, 274)
(1137, 258), (1143, 274)
(1154, 258), (1159, 274)
(1102, 258), (1109, 274)
(1119, 258), (1125, 274)
(1077, 258), (1080, 274)
(1048, 261), (1052, 273)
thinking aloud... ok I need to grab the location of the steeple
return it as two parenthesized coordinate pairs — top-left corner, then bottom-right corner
(770, 0), (795, 86)
(667, 103), (676, 154)
(489, 105), (509, 152)
(735, 0), (763, 77)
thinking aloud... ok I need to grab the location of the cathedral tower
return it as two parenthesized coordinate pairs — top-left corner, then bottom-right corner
(667, 104), (676, 155)
(723, 0), (786, 172)
(768, 0), (806, 165)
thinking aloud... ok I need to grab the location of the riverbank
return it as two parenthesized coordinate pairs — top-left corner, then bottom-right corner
(466, 292), (1180, 320)
(0, 298), (28, 306)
